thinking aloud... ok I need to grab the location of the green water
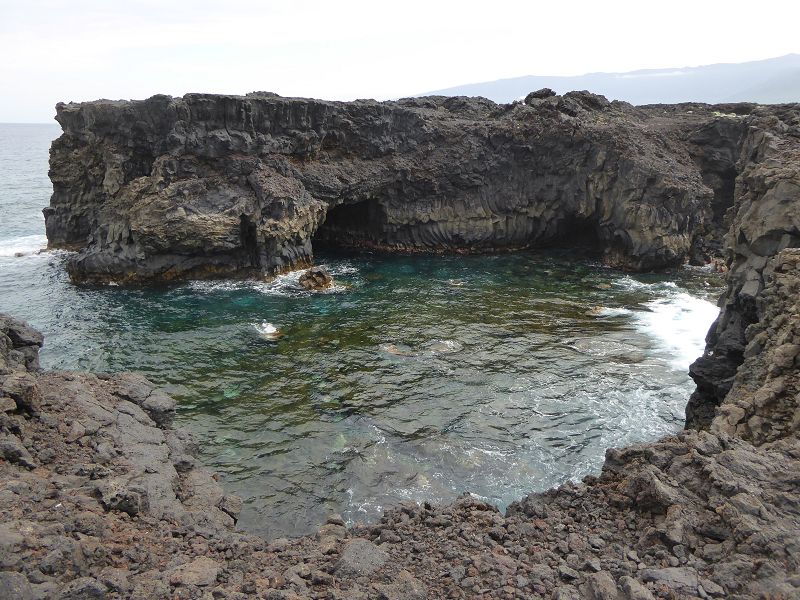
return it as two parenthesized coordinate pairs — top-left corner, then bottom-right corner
(0, 125), (725, 538)
(2, 248), (723, 538)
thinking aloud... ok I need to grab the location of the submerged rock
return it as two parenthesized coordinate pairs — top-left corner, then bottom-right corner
(298, 266), (333, 290)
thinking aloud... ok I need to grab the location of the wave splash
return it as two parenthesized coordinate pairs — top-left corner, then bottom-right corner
(634, 291), (719, 371)
(0, 234), (47, 257)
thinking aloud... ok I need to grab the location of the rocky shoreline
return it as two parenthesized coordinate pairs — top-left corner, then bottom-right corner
(0, 93), (797, 599)
(2, 246), (799, 599)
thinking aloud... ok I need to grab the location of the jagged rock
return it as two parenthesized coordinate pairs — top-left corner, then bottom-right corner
(618, 576), (655, 600)
(46, 93), (735, 284)
(97, 477), (148, 516)
(641, 567), (699, 595)
(375, 570), (427, 600)
(687, 105), (800, 428)
(298, 266), (333, 290)
(169, 557), (220, 587)
(111, 373), (176, 427)
(0, 433), (37, 468)
(57, 577), (107, 599)
(1, 372), (41, 413)
(0, 571), (33, 600)
(524, 88), (557, 103)
(584, 571), (619, 600)
(334, 538), (388, 577)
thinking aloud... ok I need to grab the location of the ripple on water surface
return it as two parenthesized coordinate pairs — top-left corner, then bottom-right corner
(0, 125), (727, 538)
(1, 244), (724, 538)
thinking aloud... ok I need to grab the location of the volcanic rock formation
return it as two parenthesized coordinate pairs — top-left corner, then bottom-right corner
(46, 91), (744, 283)
(686, 104), (800, 428)
(2, 246), (799, 598)
(20, 92), (800, 598)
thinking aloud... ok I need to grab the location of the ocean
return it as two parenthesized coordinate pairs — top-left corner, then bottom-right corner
(0, 123), (723, 538)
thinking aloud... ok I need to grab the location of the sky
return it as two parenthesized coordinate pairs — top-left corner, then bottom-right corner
(2, 0), (799, 122)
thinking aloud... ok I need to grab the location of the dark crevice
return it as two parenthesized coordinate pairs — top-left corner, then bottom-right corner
(542, 216), (605, 255)
(239, 214), (260, 267)
(313, 200), (388, 249)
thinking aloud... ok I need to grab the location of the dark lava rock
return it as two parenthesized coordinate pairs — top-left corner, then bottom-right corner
(686, 104), (800, 429)
(0, 571), (33, 600)
(524, 88), (557, 103)
(45, 92), (759, 284)
(298, 266), (333, 291)
(1, 101), (798, 600)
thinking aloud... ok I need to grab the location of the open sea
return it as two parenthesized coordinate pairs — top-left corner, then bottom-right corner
(0, 123), (724, 538)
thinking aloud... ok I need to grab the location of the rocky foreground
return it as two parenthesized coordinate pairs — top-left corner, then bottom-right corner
(1, 94), (796, 598)
(2, 245), (799, 599)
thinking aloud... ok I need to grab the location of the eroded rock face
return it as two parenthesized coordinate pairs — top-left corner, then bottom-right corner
(686, 104), (800, 429)
(47, 92), (731, 283)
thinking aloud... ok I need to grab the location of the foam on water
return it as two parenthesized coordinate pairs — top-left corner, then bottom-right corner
(0, 234), (47, 257)
(253, 321), (281, 340)
(189, 267), (353, 296)
(634, 292), (719, 370)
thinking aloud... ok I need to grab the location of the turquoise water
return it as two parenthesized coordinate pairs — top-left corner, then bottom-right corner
(0, 124), (724, 538)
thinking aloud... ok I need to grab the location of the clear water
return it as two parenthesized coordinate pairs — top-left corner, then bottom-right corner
(0, 124), (724, 538)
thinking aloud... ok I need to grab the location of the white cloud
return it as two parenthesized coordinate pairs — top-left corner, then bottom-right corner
(1, 0), (798, 121)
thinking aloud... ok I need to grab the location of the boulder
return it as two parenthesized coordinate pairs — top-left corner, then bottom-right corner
(333, 538), (388, 578)
(298, 266), (333, 291)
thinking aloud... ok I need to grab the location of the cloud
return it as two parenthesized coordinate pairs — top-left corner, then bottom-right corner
(1, 0), (798, 121)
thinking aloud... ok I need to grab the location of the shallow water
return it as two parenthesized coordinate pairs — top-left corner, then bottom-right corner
(0, 124), (724, 538)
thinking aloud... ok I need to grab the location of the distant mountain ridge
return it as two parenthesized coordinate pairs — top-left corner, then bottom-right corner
(422, 54), (800, 105)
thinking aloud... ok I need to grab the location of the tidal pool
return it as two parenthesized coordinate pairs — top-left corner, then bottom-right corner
(0, 123), (724, 538)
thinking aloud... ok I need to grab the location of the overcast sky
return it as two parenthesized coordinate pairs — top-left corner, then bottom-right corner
(2, 0), (798, 122)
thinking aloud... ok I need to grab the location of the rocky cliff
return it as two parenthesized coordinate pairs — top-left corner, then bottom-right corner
(686, 104), (800, 428)
(19, 92), (800, 598)
(47, 91), (737, 283)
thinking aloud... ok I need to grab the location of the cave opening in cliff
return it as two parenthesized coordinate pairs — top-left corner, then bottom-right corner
(544, 215), (605, 256)
(313, 200), (389, 249)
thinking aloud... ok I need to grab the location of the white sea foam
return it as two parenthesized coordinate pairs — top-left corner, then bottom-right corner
(191, 269), (349, 296)
(253, 321), (281, 340)
(427, 339), (463, 354)
(634, 292), (719, 371)
(0, 234), (47, 257)
(587, 307), (633, 318)
(614, 276), (679, 293)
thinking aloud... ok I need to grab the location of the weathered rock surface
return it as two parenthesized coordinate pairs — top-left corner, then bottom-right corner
(46, 92), (757, 284)
(686, 103), (800, 428)
(298, 266), (333, 291)
(13, 93), (800, 598)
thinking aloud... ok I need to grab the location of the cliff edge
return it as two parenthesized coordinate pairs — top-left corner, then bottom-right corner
(46, 91), (742, 283)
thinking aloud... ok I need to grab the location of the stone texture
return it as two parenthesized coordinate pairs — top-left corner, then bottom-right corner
(1, 95), (798, 600)
(686, 104), (800, 428)
(298, 265), (333, 290)
(334, 538), (389, 577)
(46, 92), (743, 284)
(169, 557), (220, 587)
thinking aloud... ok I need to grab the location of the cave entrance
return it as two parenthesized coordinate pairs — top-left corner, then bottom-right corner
(313, 200), (388, 249)
(543, 215), (605, 257)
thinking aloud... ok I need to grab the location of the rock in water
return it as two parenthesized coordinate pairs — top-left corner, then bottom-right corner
(45, 92), (760, 284)
(298, 266), (333, 291)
